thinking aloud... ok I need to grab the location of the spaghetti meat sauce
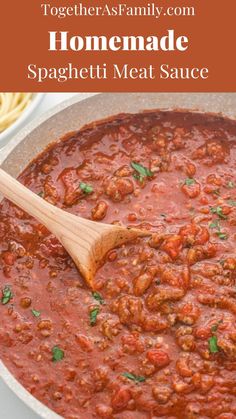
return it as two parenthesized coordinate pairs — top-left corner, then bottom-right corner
(0, 111), (236, 418)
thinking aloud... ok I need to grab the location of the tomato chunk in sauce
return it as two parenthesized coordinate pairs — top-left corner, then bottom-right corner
(1, 111), (236, 419)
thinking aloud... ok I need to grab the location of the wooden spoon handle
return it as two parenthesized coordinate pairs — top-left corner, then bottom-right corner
(0, 167), (111, 238)
(0, 167), (61, 229)
(0, 168), (151, 288)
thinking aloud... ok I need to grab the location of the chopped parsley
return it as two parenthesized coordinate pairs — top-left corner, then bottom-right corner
(210, 206), (227, 220)
(184, 178), (196, 186)
(79, 182), (93, 194)
(131, 161), (153, 182)
(227, 199), (236, 207)
(209, 318), (222, 353)
(227, 181), (235, 189)
(31, 309), (41, 317)
(37, 191), (44, 198)
(209, 220), (220, 230)
(133, 173), (143, 182)
(209, 219), (227, 240)
(216, 231), (228, 240)
(212, 188), (220, 196)
(52, 346), (64, 362)
(122, 372), (146, 383)
(90, 307), (100, 326)
(211, 320), (223, 333)
(92, 292), (104, 305)
(208, 335), (219, 353)
(1, 286), (13, 305)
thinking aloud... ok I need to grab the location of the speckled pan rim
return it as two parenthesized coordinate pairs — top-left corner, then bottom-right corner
(0, 362), (61, 419)
(0, 92), (236, 419)
(0, 93), (96, 166)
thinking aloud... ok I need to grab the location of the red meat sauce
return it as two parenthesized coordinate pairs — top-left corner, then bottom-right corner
(0, 111), (236, 419)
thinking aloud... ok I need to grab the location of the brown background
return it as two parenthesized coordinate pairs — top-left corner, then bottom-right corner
(0, 0), (235, 91)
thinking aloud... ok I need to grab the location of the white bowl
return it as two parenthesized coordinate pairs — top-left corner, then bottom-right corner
(0, 93), (45, 149)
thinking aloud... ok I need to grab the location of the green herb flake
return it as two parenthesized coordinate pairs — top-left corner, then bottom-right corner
(216, 231), (228, 240)
(131, 162), (153, 180)
(52, 346), (64, 362)
(92, 292), (104, 305)
(184, 178), (196, 186)
(211, 325), (218, 333)
(122, 372), (146, 383)
(31, 309), (41, 317)
(79, 182), (93, 194)
(90, 307), (100, 326)
(227, 200), (236, 207)
(132, 172), (144, 183)
(1, 286), (13, 305)
(212, 189), (220, 196)
(208, 335), (219, 353)
(211, 320), (223, 333)
(37, 191), (44, 198)
(209, 220), (220, 230)
(210, 206), (227, 220)
(227, 181), (235, 189)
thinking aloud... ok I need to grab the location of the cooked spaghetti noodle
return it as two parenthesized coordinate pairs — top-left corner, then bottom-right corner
(0, 93), (33, 133)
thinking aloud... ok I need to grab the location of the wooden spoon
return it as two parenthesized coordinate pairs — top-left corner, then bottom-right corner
(0, 168), (150, 288)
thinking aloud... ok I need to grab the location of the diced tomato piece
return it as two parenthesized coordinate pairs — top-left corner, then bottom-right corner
(111, 387), (131, 410)
(146, 349), (170, 368)
(161, 235), (183, 260)
(2, 251), (16, 265)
